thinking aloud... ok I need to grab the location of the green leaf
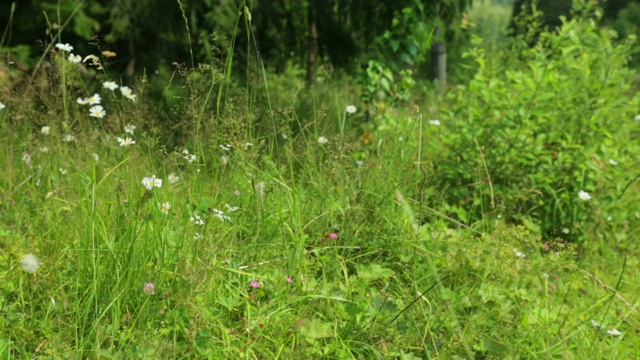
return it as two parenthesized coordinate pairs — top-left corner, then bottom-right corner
(357, 264), (395, 281)
(390, 40), (400, 52)
(301, 319), (333, 342)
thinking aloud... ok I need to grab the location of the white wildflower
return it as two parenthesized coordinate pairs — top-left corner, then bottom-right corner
(103, 81), (118, 91)
(119, 86), (137, 101)
(607, 328), (622, 336)
(62, 134), (76, 142)
(578, 190), (591, 201)
(117, 137), (135, 147)
(55, 43), (73, 52)
(124, 124), (136, 134)
(141, 175), (162, 190)
(88, 93), (101, 105)
(159, 202), (171, 214)
(68, 54), (81, 63)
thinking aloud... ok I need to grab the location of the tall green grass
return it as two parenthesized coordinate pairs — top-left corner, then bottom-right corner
(1, 3), (639, 359)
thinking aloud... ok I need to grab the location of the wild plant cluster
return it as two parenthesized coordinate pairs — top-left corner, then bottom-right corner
(0, 10), (639, 360)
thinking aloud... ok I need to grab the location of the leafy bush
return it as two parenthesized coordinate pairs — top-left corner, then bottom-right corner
(431, 15), (640, 242)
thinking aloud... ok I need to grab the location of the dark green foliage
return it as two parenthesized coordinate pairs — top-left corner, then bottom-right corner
(1, 0), (473, 82)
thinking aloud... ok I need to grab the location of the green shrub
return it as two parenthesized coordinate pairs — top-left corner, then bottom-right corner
(431, 16), (640, 242)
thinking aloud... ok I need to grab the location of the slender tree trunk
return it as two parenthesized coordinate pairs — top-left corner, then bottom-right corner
(430, 25), (446, 88)
(306, 0), (318, 87)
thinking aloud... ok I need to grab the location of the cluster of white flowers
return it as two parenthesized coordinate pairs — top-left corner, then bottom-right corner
(513, 248), (526, 259)
(182, 149), (196, 163)
(318, 136), (328, 144)
(190, 213), (205, 226)
(210, 204), (239, 222)
(212, 208), (231, 222)
(55, 43), (81, 65)
(57, 42), (138, 124)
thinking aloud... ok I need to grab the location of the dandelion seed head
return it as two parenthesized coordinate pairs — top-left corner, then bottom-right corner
(20, 254), (41, 273)
(346, 105), (357, 114)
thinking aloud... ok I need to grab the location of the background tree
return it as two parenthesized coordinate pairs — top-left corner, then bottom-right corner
(1, 0), (474, 86)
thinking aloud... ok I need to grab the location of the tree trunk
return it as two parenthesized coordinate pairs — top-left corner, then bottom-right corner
(430, 25), (447, 88)
(306, 0), (318, 87)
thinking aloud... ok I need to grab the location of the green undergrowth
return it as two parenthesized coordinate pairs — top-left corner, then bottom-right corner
(1, 10), (640, 360)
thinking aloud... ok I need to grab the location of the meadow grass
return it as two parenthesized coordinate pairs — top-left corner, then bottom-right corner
(2, 17), (640, 360)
